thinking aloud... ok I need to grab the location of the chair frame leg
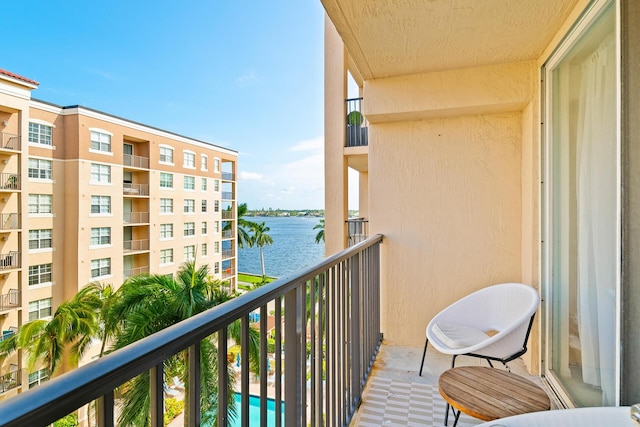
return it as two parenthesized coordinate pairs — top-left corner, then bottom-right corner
(419, 338), (429, 376)
(444, 355), (459, 425)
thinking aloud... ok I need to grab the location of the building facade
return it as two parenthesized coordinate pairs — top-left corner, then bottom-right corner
(0, 69), (237, 400)
(323, 0), (639, 409)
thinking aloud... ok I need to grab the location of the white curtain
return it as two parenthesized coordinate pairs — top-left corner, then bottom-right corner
(576, 33), (616, 405)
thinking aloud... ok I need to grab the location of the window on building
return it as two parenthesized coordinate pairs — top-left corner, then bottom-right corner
(201, 200), (207, 212)
(214, 179), (220, 192)
(184, 199), (195, 213)
(201, 155), (208, 170)
(184, 222), (195, 236)
(202, 221), (208, 235)
(202, 243), (208, 256)
(214, 262), (220, 274)
(160, 223), (174, 238)
(29, 122), (52, 146)
(90, 130), (111, 153)
(215, 221), (220, 233)
(184, 151), (195, 168)
(160, 248), (174, 264)
(90, 227), (111, 246)
(28, 158), (52, 180)
(91, 258), (111, 278)
(184, 245), (195, 261)
(29, 263), (52, 286)
(29, 229), (52, 250)
(29, 298), (52, 321)
(28, 368), (49, 389)
(214, 158), (220, 173)
(90, 163), (111, 183)
(160, 198), (173, 213)
(184, 176), (195, 190)
(202, 178), (207, 191)
(28, 194), (52, 214)
(214, 241), (220, 254)
(160, 146), (174, 164)
(214, 200), (219, 212)
(90, 195), (111, 214)
(160, 172), (173, 188)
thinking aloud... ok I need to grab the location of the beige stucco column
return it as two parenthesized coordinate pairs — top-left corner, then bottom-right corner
(323, 13), (349, 255)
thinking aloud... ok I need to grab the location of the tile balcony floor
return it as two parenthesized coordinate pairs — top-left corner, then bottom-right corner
(352, 344), (558, 427)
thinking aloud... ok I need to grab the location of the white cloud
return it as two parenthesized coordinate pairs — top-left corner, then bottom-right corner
(289, 137), (323, 152)
(239, 171), (263, 180)
(88, 68), (115, 80)
(239, 136), (326, 209)
(236, 71), (257, 87)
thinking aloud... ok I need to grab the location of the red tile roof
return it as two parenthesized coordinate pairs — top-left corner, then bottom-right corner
(0, 68), (39, 86)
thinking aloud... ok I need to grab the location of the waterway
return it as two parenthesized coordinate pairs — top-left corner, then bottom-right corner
(238, 216), (325, 278)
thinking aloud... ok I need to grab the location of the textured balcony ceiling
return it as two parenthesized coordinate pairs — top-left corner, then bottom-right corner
(321, 0), (580, 79)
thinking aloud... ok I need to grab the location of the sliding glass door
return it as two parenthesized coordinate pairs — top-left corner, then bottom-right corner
(543, 0), (619, 407)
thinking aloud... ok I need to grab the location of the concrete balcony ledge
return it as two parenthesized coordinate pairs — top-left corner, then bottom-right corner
(351, 344), (553, 427)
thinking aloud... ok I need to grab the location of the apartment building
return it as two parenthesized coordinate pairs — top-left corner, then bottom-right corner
(323, 0), (639, 408)
(0, 69), (237, 399)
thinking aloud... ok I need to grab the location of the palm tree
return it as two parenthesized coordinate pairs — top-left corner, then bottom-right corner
(232, 203), (259, 249)
(0, 283), (103, 377)
(109, 261), (260, 427)
(313, 219), (325, 243)
(250, 222), (274, 278)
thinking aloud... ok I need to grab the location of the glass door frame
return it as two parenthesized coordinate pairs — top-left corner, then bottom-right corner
(541, 0), (622, 407)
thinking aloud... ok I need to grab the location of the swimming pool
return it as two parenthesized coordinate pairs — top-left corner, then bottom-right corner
(228, 393), (284, 427)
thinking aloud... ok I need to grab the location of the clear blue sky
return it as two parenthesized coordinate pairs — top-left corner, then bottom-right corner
(4, 1), (333, 210)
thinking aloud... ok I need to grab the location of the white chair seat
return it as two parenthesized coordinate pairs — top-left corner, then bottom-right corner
(431, 323), (490, 349)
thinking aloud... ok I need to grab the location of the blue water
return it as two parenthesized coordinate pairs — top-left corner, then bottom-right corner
(229, 393), (283, 427)
(238, 217), (325, 278)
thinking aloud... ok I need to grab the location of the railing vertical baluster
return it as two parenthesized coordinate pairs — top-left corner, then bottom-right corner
(310, 277), (317, 426)
(342, 260), (349, 426)
(150, 364), (164, 427)
(97, 391), (114, 427)
(326, 266), (334, 426)
(300, 281), (307, 427)
(218, 327), (229, 427)
(351, 253), (361, 412)
(275, 296), (282, 427)
(327, 264), (339, 426)
(241, 316), (249, 427)
(259, 304), (267, 426)
(315, 272), (325, 427)
(284, 286), (302, 427)
(189, 342), (201, 427)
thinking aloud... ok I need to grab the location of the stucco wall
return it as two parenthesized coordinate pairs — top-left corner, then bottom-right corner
(370, 113), (523, 346)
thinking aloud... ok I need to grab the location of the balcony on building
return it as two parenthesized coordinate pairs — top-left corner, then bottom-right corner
(0, 289), (19, 313)
(0, 173), (20, 192)
(123, 198), (150, 225)
(0, 364), (21, 395)
(123, 265), (150, 281)
(122, 139), (150, 170)
(0, 251), (20, 271)
(122, 239), (150, 254)
(0, 213), (20, 232)
(122, 168), (150, 198)
(122, 183), (149, 197)
(345, 97), (368, 147)
(122, 211), (149, 224)
(346, 218), (368, 247)
(0, 133), (20, 152)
